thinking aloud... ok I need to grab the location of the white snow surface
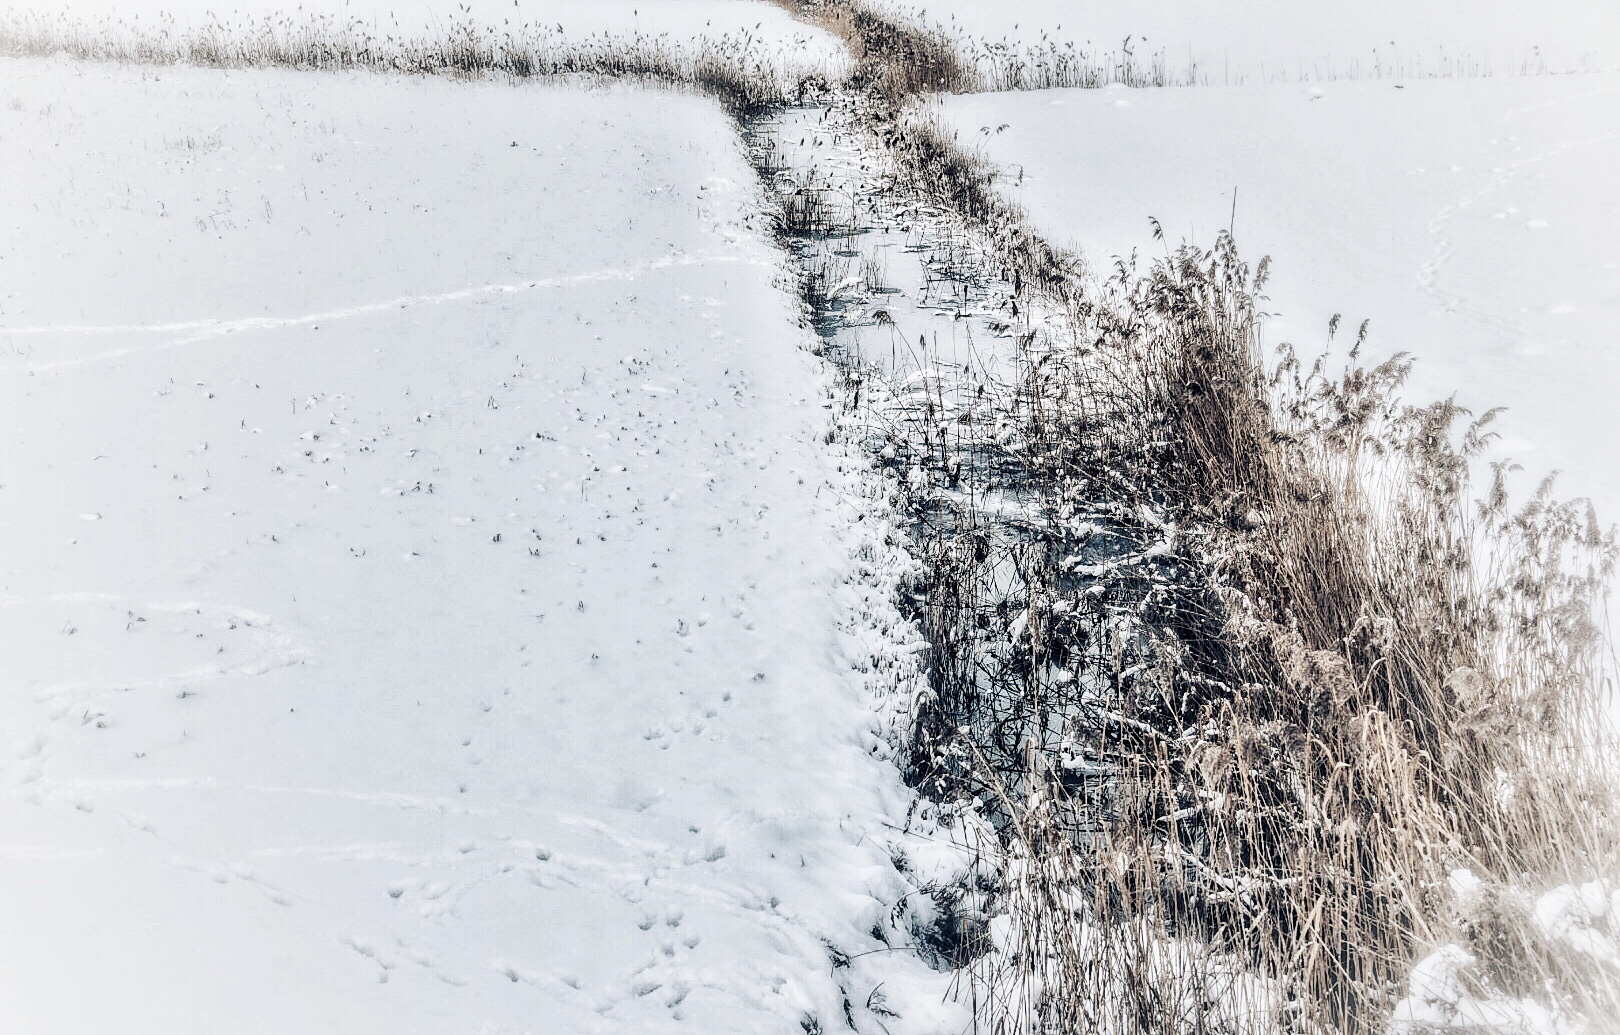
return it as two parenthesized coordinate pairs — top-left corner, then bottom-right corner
(1389, 876), (1620, 1035)
(0, 58), (962, 1033)
(1534, 881), (1620, 965)
(1388, 944), (1569, 1035)
(940, 74), (1620, 529)
(878, 0), (1620, 80)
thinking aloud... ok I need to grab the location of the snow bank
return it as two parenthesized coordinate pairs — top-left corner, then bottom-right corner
(1389, 945), (1567, 1035)
(1390, 875), (1620, 1035)
(939, 73), (1620, 531)
(0, 57), (958, 1033)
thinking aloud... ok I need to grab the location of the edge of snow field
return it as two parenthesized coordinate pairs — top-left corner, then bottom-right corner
(0, 59), (966, 1034)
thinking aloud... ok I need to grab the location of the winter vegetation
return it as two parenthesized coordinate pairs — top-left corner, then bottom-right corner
(866, 0), (1620, 89)
(938, 76), (1620, 533)
(2, 1), (1617, 1033)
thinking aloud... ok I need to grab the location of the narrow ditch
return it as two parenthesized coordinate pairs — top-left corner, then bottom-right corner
(735, 81), (1269, 1031)
(736, 8), (1620, 1028)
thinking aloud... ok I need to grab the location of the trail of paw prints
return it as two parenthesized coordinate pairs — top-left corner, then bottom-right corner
(1420, 129), (1620, 337)
(340, 930), (488, 990)
(374, 827), (745, 1016)
(619, 905), (721, 1021)
(639, 697), (734, 751)
(168, 847), (492, 991)
(380, 837), (576, 923)
(10, 594), (309, 788)
(166, 853), (297, 908)
(160, 844), (485, 990)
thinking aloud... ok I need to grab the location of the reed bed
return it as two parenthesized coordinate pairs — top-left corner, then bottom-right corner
(768, 3), (1620, 1031)
(0, 8), (827, 116)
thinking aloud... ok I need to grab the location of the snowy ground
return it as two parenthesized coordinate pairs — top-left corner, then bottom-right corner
(877, 0), (1620, 81)
(0, 58), (961, 1033)
(940, 72), (1620, 531)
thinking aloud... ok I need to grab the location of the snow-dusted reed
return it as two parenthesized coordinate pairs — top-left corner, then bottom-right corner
(760, 4), (1620, 1033)
(0, 5), (846, 112)
(866, 0), (1620, 92)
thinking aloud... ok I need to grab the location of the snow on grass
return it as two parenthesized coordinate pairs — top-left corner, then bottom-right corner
(872, 0), (1620, 83)
(4, 0), (846, 59)
(938, 73), (1620, 532)
(0, 0), (848, 85)
(1387, 876), (1620, 1035)
(10, 0), (807, 35)
(0, 57), (961, 1033)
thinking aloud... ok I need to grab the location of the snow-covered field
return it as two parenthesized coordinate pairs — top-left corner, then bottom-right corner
(0, 57), (960, 1033)
(941, 72), (1620, 528)
(879, 0), (1620, 80)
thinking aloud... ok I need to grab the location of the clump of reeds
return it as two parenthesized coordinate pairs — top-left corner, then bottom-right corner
(867, 201), (1620, 1035)
(752, 4), (1620, 1030)
(768, 0), (973, 102)
(0, 8), (830, 117)
(938, 229), (1618, 1033)
(778, 172), (860, 240)
(1061, 233), (1620, 1032)
(964, 31), (1194, 91)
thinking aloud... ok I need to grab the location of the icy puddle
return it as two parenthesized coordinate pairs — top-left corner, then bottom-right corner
(0, 59), (960, 1033)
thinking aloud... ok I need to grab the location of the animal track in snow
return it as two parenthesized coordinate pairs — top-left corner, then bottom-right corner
(1419, 89), (1620, 339)
(7, 595), (308, 786)
(0, 252), (765, 373)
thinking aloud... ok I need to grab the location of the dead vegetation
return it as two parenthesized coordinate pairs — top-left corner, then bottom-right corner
(5, 4), (1616, 1030)
(947, 235), (1620, 1034)
(0, 9), (814, 117)
(763, 3), (1620, 1033)
(777, 0), (1560, 92)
